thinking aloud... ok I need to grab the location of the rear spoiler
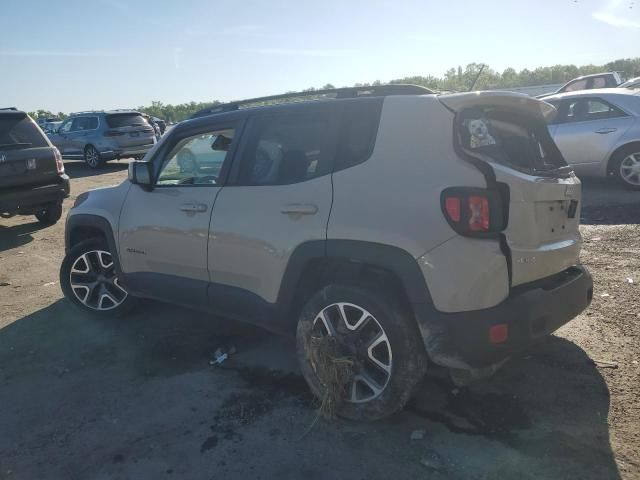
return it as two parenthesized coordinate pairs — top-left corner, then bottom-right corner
(437, 91), (557, 123)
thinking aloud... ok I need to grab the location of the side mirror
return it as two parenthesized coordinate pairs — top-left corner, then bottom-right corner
(128, 161), (152, 187)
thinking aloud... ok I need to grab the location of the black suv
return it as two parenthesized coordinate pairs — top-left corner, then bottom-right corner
(0, 108), (70, 225)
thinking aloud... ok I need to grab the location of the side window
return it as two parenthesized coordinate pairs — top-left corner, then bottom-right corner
(334, 101), (382, 171)
(59, 119), (73, 134)
(156, 128), (235, 186)
(236, 112), (333, 186)
(85, 116), (98, 130)
(592, 77), (607, 88)
(563, 79), (587, 93)
(69, 117), (84, 132)
(586, 99), (627, 120)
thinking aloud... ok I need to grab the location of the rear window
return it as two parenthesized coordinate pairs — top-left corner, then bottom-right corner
(0, 114), (48, 149)
(458, 108), (567, 176)
(105, 113), (147, 128)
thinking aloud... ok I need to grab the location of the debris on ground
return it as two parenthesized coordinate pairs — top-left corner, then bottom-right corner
(0, 282), (10, 287)
(420, 449), (445, 471)
(42, 281), (57, 287)
(592, 359), (619, 369)
(410, 430), (425, 440)
(209, 345), (236, 366)
(306, 335), (354, 419)
(600, 293), (611, 297)
(626, 278), (634, 284)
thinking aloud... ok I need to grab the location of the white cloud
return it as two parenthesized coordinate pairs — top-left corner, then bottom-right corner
(592, 0), (640, 28)
(248, 48), (355, 58)
(0, 49), (123, 57)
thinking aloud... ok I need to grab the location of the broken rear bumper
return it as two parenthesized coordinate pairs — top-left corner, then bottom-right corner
(417, 265), (593, 371)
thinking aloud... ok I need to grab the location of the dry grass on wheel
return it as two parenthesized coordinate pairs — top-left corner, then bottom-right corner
(306, 335), (355, 419)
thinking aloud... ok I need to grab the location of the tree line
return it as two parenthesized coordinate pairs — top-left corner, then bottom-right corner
(29, 57), (640, 124)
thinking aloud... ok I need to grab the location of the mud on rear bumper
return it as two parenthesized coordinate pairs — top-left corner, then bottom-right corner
(416, 265), (593, 371)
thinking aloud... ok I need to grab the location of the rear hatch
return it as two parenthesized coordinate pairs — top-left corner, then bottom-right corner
(439, 92), (582, 286)
(104, 113), (155, 148)
(0, 112), (60, 189)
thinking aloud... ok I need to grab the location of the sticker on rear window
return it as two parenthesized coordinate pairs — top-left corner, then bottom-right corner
(464, 118), (496, 149)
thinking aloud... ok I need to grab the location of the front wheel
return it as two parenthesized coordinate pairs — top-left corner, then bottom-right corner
(60, 239), (136, 316)
(296, 284), (427, 421)
(35, 201), (62, 225)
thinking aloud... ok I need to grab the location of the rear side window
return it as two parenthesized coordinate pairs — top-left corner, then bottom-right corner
(553, 98), (627, 123)
(235, 111), (335, 186)
(334, 101), (382, 171)
(458, 108), (566, 175)
(106, 113), (147, 128)
(0, 114), (48, 148)
(563, 79), (587, 92)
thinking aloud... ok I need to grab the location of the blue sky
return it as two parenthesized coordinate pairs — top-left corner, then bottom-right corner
(1, 0), (639, 113)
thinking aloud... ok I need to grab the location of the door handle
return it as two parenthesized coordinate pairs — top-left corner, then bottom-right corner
(281, 203), (318, 215)
(595, 128), (617, 134)
(179, 203), (208, 213)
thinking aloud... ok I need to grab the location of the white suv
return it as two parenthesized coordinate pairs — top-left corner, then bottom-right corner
(60, 85), (593, 420)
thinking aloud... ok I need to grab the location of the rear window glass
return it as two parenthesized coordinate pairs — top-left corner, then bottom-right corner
(0, 114), (48, 148)
(106, 113), (147, 128)
(458, 108), (566, 175)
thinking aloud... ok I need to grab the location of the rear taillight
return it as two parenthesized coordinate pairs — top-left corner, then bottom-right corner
(441, 187), (507, 236)
(54, 147), (64, 174)
(104, 129), (125, 137)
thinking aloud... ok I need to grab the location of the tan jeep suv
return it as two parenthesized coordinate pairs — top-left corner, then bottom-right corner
(60, 85), (593, 420)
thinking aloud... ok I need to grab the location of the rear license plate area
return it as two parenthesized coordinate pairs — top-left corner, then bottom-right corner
(130, 132), (140, 137)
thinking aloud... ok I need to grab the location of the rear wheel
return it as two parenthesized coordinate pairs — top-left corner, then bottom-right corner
(611, 144), (640, 190)
(34, 201), (62, 225)
(296, 284), (427, 421)
(84, 145), (104, 169)
(60, 239), (135, 316)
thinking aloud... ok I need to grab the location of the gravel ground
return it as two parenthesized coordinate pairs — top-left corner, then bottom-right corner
(0, 160), (638, 479)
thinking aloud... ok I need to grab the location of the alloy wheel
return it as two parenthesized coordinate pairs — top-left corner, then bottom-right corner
(311, 302), (392, 403)
(620, 152), (640, 186)
(85, 147), (100, 168)
(69, 250), (127, 310)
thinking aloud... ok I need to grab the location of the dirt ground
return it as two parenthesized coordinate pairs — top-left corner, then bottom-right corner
(0, 160), (639, 480)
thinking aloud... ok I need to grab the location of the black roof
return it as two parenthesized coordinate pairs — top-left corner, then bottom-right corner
(189, 84), (433, 120)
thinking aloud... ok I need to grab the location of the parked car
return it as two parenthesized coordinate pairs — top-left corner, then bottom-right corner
(48, 110), (156, 168)
(0, 108), (69, 224)
(59, 86), (592, 420)
(42, 120), (62, 134)
(153, 117), (167, 134)
(537, 72), (623, 99)
(619, 76), (640, 90)
(545, 88), (640, 189)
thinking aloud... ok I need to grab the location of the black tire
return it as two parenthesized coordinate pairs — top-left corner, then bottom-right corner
(296, 284), (428, 421)
(60, 238), (136, 317)
(34, 201), (62, 225)
(84, 145), (104, 169)
(610, 143), (640, 190)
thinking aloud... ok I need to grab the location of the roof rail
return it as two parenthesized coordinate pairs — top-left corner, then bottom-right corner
(190, 84), (433, 119)
(0, 107), (18, 111)
(70, 110), (104, 116)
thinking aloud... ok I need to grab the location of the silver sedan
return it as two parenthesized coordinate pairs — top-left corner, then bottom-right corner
(545, 88), (640, 190)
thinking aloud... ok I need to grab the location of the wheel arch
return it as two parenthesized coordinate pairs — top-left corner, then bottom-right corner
(607, 141), (640, 174)
(276, 240), (434, 335)
(66, 214), (122, 275)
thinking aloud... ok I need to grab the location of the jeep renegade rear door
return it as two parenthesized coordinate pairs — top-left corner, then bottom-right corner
(439, 92), (583, 286)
